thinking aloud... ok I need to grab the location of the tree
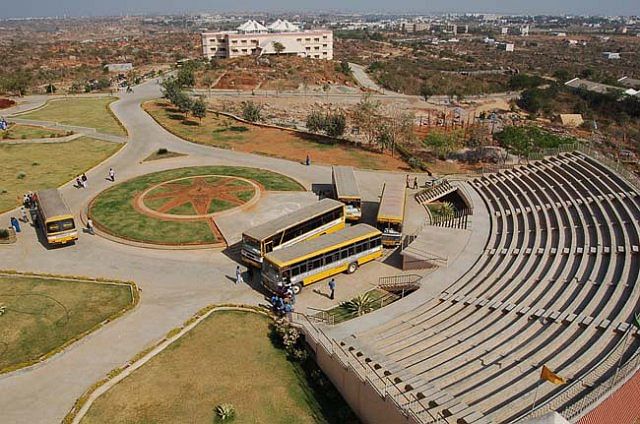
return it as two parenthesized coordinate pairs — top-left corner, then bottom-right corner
(423, 129), (463, 159)
(241, 101), (262, 122)
(191, 98), (207, 123)
(174, 92), (193, 118)
(45, 83), (56, 94)
(306, 109), (326, 133)
(0, 71), (31, 96)
(176, 67), (195, 87)
(161, 77), (182, 103)
(337, 61), (352, 75)
(273, 42), (285, 55)
(324, 111), (346, 137)
(494, 126), (533, 163)
(352, 94), (381, 145)
(420, 84), (435, 101)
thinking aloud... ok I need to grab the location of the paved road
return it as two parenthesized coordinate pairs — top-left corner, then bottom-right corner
(348, 62), (385, 93)
(0, 79), (430, 423)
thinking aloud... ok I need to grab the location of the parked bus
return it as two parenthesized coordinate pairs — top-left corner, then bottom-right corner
(332, 166), (362, 221)
(241, 198), (346, 268)
(376, 179), (406, 247)
(34, 188), (78, 246)
(262, 224), (382, 294)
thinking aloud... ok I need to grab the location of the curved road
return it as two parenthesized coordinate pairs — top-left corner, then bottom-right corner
(0, 79), (417, 423)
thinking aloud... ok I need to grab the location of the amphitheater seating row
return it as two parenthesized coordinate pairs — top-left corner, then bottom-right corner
(339, 152), (640, 423)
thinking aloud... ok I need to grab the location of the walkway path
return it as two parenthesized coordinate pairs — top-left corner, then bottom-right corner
(348, 62), (385, 93)
(0, 79), (431, 423)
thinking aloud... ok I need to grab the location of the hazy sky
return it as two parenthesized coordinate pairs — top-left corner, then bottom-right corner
(3, 0), (638, 18)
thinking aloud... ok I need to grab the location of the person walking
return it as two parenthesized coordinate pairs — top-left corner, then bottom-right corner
(328, 278), (336, 300)
(20, 207), (28, 223)
(108, 168), (115, 182)
(86, 218), (94, 235)
(235, 265), (244, 285)
(413, 177), (418, 189)
(10, 216), (20, 233)
(406, 174), (410, 188)
(305, 154), (311, 166)
(81, 173), (88, 188)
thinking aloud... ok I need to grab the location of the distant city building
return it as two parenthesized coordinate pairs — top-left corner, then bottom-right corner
(201, 20), (333, 60)
(497, 42), (515, 52)
(519, 25), (530, 36)
(402, 22), (430, 33)
(104, 63), (133, 72)
(501, 27), (509, 35)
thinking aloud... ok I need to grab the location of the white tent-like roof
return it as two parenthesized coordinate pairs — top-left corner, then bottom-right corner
(237, 20), (268, 33)
(267, 19), (300, 32)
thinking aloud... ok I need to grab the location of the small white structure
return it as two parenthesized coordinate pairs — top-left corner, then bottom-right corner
(602, 52), (621, 60)
(104, 63), (133, 72)
(267, 19), (300, 32)
(237, 20), (268, 34)
(501, 27), (509, 35)
(497, 42), (515, 52)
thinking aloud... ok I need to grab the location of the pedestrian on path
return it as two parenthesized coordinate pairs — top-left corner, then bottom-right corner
(406, 174), (410, 188)
(235, 265), (244, 285)
(413, 177), (418, 189)
(108, 168), (115, 182)
(20, 207), (28, 223)
(328, 278), (336, 300)
(81, 173), (88, 189)
(305, 154), (311, 166)
(76, 177), (82, 189)
(86, 218), (94, 235)
(10, 217), (20, 233)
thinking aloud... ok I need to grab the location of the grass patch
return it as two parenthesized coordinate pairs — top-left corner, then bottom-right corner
(1, 124), (69, 140)
(80, 311), (355, 424)
(89, 166), (303, 245)
(18, 97), (126, 137)
(0, 274), (135, 373)
(0, 137), (122, 213)
(144, 100), (408, 171)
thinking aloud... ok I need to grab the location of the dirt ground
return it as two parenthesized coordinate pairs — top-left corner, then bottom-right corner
(145, 100), (409, 171)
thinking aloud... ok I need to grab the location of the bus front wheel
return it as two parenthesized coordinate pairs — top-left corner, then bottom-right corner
(347, 262), (358, 274)
(292, 283), (303, 295)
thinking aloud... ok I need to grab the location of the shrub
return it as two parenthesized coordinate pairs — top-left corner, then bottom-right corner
(241, 101), (263, 123)
(340, 292), (378, 317)
(229, 126), (248, 132)
(16, 171), (26, 179)
(21, 135), (27, 139)
(215, 403), (236, 422)
(157, 148), (168, 155)
(0, 228), (9, 239)
(31, 162), (39, 166)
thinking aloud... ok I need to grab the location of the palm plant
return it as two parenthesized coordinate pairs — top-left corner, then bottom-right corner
(215, 403), (236, 422)
(341, 292), (377, 318)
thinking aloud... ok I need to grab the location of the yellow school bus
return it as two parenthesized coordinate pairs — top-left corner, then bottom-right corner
(241, 198), (346, 268)
(262, 224), (382, 294)
(332, 166), (362, 221)
(35, 188), (78, 246)
(376, 179), (406, 247)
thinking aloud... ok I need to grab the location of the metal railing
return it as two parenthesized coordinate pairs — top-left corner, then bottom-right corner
(511, 328), (640, 422)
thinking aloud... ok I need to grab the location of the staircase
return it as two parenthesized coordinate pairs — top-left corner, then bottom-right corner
(415, 179), (457, 205)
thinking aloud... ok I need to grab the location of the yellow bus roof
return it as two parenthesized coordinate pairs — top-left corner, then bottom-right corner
(264, 224), (381, 268)
(332, 166), (361, 200)
(376, 179), (406, 223)
(36, 188), (73, 222)
(243, 198), (344, 242)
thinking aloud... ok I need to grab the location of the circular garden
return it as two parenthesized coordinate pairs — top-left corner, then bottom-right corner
(89, 166), (304, 246)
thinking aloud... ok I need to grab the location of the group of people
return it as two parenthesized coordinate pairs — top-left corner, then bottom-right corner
(270, 283), (296, 317)
(76, 168), (116, 190)
(406, 175), (420, 189)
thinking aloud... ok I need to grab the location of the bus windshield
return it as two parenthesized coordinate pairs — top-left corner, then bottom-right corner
(46, 218), (76, 234)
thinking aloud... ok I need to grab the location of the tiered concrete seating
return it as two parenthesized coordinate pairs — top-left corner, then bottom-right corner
(415, 179), (457, 205)
(338, 152), (640, 423)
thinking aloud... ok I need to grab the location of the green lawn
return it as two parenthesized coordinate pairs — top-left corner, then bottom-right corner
(17, 97), (126, 137)
(81, 311), (355, 424)
(1, 124), (69, 140)
(89, 166), (303, 245)
(0, 137), (123, 213)
(0, 274), (135, 373)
